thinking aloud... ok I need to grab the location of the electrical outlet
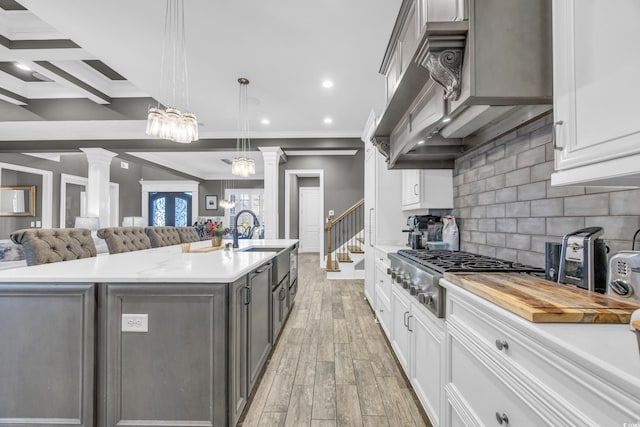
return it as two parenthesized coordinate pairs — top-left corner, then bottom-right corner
(120, 161), (129, 169)
(121, 314), (149, 332)
(30, 221), (35, 227)
(328, 210), (335, 216)
(35, 220), (41, 227)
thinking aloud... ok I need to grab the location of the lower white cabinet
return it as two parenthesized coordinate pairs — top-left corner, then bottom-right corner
(441, 279), (640, 427)
(391, 283), (445, 426)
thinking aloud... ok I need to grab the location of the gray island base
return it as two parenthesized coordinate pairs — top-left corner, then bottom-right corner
(0, 239), (298, 427)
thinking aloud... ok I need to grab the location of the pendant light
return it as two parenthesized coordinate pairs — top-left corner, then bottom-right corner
(145, 0), (198, 143)
(232, 78), (256, 177)
(219, 178), (235, 209)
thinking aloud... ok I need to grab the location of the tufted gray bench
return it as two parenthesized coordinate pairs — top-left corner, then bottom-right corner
(96, 227), (151, 254)
(145, 226), (182, 248)
(10, 228), (97, 266)
(176, 226), (201, 243)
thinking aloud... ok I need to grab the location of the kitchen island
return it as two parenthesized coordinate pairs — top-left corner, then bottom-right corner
(0, 239), (298, 427)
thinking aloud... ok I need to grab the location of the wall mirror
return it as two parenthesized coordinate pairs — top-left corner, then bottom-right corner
(0, 185), (36, 216)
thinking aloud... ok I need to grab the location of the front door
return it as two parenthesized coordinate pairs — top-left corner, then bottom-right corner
(298, 187), (321, 253)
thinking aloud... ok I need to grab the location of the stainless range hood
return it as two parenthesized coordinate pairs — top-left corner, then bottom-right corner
(372, 0), (552, 169)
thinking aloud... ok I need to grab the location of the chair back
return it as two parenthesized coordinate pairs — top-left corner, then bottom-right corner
(145, 226), (181, 248)
(10, 228), (97, 266)
(96, 227), (151, 254)
(176, 227), (201, 243)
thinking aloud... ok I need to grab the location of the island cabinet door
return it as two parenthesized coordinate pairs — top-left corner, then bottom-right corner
(248, 263), (272, 391)
(229, 278), (249, 427)
(0, 283), (95, 427)
(100, 283), (227, 427)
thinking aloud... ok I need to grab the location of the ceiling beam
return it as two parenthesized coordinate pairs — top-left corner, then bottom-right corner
(34, 60), (111, 104)
(0, 86), (27, 104)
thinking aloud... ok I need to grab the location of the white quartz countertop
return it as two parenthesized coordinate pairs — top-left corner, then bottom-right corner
(0, 239), (298, 283)
(374, 244), (409, 255)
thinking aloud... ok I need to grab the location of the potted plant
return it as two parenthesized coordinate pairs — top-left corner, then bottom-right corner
(205, 221), (228, 247)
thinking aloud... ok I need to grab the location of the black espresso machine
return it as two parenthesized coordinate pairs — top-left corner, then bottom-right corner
(403, 215), (443, 249)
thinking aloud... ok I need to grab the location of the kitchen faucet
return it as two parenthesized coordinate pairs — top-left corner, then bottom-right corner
(233, 209), (261, 248)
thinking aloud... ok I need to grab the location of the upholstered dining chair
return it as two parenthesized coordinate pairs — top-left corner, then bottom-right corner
(176, 226), (201, 243)
(145, 226), (182, 248)
(10, 228), (97, 266)
(96, 227), (151, 254)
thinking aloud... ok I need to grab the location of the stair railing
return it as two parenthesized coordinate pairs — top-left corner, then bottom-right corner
(325, 198), (364, 271)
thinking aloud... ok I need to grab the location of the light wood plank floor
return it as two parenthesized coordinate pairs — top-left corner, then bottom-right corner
(239, 254), (432, 427)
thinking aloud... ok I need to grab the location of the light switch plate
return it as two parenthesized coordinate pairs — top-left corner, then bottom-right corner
(122, 314), (149, 332)
(35, 220), (41, 227)
(329, 210), (335, 216)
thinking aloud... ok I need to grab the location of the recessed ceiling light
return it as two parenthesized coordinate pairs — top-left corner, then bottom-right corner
(15, 63), (31, 71)
(322, 80), (333, 88)
(261, 118), (270, 125)
(442, 116), (451, 123)
(323, 117), (333, 124)
(417, 140), (425, 145)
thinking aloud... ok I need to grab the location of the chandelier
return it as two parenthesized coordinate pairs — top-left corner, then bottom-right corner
(145, 0), (198, 144)
(232, 78), (256, 177)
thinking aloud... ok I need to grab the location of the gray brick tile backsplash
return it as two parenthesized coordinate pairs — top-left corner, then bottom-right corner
(496, 187), (518, 203)
(496, 218), (517, 233)
(505, 135), (530, 156)
(505, 168), (531, 187)
(505, 201), (531, 217)
(585, 216), (640, 240)
(610, 189), (640, 215)
(478, 219), (496, 232)
(531, 161), (554, 182)
(517, 182), (546, 201)
(564, 194), (609, 216)
(517, 218), (546, 235)
(453, 113), (640, 259)
(486, 175), (506, 190)
(517, 146), (546, 169)
(546, 217), (586, 237)
(506, 234), (531, 250)
(486, 203), (506, 218)
(531, 198), (563, 217)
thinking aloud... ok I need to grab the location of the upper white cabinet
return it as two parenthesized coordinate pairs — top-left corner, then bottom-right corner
(551, 0), (640, 186)
(402, 169), (453, 211)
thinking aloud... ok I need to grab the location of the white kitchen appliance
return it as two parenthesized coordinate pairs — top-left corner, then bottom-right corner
(607, 251), (640, 303)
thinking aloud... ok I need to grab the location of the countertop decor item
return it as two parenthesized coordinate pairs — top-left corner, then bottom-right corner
(231, 78), (256, 177)
(144, 0), (198, 143)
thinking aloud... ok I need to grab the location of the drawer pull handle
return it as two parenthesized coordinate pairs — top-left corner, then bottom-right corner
(379, 308), (384, 313)
(495, 412), (509, 425)
(403, 311), (409, 327)
(553, 120), (564, 151)
(495, 339), (509, 351)
(407, 315), (413, 332)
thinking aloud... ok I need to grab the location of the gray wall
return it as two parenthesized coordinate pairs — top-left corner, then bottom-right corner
(0, 169), (43, 238)
(197, 180), (264, 222)
(287, 176), (321, 238)
(452, 113), (640, 268)
(278, 151), (364, 239)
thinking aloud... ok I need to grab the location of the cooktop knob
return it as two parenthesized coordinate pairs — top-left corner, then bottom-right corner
(402, 279), (411, 289)
(409, 285), (419, 296)
(387, 267), (392, 275)
(390, 269), (397, 279)
(610, 279), (634, 296)
(418, 293), (434, 305)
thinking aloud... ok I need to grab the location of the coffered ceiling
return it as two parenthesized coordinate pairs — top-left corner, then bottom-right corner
(0, 0), (401, 143)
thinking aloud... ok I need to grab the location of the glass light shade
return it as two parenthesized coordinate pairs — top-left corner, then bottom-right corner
(232, 157), (254, 178)
(145, 107), (198, 143)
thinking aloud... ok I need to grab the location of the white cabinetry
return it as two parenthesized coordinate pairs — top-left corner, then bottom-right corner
(392, 282), (445, 426)
(363, 124), (405, 305)
(401, 169), (453, 211)
(551, 0), (640, 186)
(441, 279), (640, 427)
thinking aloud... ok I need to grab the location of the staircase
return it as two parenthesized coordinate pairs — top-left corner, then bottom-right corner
(325, 199), (366, 280)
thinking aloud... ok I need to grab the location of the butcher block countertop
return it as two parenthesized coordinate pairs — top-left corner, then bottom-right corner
(443, 272), (640, 323)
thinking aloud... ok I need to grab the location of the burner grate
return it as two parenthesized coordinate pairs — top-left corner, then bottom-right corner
(397, 249), (544, 274)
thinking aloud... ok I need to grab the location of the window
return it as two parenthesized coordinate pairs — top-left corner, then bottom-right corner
(225, 188), (264, 234)
(149, 192), (192, 226)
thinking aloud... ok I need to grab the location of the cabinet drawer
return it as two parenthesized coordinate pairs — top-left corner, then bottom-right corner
(374, 286), (391, 339)
(450, 334), (549, 427)
(374, 247), (391, 269)
(375, 263), (392, 302)
(447, 291), (640, 426)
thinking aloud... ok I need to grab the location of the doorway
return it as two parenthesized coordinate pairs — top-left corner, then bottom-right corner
(298, 187), (321, 253)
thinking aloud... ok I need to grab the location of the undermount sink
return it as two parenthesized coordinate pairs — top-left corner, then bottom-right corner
(241, 247), (285, 253)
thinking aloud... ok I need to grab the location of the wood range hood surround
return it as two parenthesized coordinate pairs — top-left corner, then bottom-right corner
(372, 0), (553, 169)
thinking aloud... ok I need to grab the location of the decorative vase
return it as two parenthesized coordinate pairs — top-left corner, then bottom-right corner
(212, 236), (223, 247)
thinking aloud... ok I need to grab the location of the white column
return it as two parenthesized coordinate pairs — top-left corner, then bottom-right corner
(258, 147), (285, 239)
(80, 148), (117, 228)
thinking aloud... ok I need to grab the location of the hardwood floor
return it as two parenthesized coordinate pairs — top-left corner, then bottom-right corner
(239, 254), (432, 427)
